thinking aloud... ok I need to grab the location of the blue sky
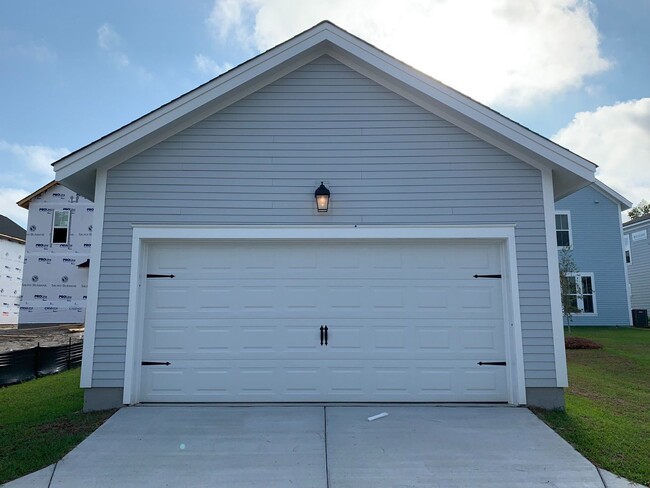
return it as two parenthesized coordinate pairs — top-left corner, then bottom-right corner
(1, 0), (649, 226)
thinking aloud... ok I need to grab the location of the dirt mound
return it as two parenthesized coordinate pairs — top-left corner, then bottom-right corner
(0, 324), (83, 353)
(565, 336), (602, 350)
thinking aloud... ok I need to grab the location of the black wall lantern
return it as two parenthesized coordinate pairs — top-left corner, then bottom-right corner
(315, 182), (330, 212)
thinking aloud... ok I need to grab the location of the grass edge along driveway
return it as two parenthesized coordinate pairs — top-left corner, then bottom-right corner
(534, 327), (649, 487)
(0, 368), (115, 484)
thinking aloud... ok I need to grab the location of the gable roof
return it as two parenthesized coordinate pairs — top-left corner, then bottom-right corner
(53, 21), (596, 200)
(0, 215), (26, 243)
(17, 180), (59, 209)
(592, 180), (633, 210)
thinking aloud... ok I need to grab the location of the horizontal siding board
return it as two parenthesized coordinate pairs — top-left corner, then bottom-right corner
(526, 379), (556, 388)
(523, 370), (556, 379)
(92, 372), (124, 382)
(93, 55), (557, 390)
(524, 361), (556, 370)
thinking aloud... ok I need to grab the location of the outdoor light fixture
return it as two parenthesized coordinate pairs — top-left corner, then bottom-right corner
(315, 182), (330, 212)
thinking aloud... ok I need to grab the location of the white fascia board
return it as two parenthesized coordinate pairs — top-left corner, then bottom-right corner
(542, 168), (568, 388)
(623, 218), (650, 232)
(54, 22), (595, 191)
(54, 26), (333, 180)
(592, 180), (633, 210)
(323, 28), (596, 181)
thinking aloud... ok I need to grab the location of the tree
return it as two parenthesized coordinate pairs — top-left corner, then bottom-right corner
(558, 246), (581, 336)
(628, 199), (650, 220)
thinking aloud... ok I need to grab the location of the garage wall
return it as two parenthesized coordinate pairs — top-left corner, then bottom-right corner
(95, 55), (555, 388)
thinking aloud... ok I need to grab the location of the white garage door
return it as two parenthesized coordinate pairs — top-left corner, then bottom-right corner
(139, 240), (508, 402)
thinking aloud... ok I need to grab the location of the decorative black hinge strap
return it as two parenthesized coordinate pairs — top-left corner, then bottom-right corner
(142, 361), (171, 366)
(477, 361), (507, 366)
(473, 274), (502, 279)
(146, 274), (175, 278)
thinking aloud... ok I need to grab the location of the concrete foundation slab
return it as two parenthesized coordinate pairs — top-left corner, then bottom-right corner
(326, 406), (604, 488)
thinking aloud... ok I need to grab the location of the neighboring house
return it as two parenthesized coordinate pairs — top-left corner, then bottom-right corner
(554, 180), (632, 326)
(17, 181), (93, 328)
(52, 22), (598, 411)
(623, 213), (650, 320)
(0, 215), (25, 325)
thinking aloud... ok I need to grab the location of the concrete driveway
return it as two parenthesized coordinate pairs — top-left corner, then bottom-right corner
(6, 406), (612, 487)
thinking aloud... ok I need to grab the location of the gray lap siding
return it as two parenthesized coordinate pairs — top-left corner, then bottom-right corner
(93, 55), (555, 388)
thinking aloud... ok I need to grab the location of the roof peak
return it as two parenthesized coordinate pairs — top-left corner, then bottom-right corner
(52, 20), (595, 200)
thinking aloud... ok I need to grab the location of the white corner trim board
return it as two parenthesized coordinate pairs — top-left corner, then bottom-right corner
(80, 168), (107, 388)
(121, 225), (527, 406)
(542, 169), (569, 387)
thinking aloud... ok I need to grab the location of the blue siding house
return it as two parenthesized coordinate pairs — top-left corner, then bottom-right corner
(555, 181), (632, 326)
(623, 214), (650, 316)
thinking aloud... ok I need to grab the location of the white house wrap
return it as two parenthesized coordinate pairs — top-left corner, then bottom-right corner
(18, 182), (93, 327)
(0, 219), (25, 325)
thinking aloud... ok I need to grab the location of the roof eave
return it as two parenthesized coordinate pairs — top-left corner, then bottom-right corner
(17, 180), (58, 209)
(592, 180), (633, 210)
(0, 233), (25, 244)
(53, 20), (596, 200)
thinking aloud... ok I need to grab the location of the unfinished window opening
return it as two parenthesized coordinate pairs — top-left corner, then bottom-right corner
(52, 210), (70, 244)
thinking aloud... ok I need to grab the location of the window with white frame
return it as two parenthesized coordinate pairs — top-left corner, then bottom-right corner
(624, 235), (631, 263)
(555, 212), (572, 248)
(564, 272), (596, 314)
(52, 210), (70, 244)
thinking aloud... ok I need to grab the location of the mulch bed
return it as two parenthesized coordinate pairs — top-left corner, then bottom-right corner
(565, 336), (603, 349)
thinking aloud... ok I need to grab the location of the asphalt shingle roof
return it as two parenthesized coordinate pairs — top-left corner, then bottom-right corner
(0, 215), (26, 241)
(623, 213), (650, 227)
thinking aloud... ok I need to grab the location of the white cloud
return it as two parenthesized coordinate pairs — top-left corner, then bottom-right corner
(0, 140), (69, 226)
(205, 0), (610, 108)
(194, 54), (234, 77)
(0, 140), (68, 178)
(0, 188), (29, 228)
(97, 23), (151, 81)
(553, 98), (650, 207)
(206, 0), (257, 49)
(0, 29), (57, 63)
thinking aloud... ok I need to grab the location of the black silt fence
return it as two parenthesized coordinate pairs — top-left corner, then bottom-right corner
(0, 340), (83, 387)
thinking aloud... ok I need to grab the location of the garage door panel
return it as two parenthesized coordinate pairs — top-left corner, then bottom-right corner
(140, 359), (507, 402)
(140, 240), (509, 403)
(145, 283), (503, 319)
(144, 318), (505, 359)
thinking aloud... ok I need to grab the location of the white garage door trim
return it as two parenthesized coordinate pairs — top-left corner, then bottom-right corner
(123, 225), (526, 405)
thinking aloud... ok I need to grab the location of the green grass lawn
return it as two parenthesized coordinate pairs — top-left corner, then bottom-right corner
(0, 368), (115, 484)
(534, 327), (650, 486)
